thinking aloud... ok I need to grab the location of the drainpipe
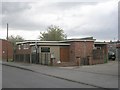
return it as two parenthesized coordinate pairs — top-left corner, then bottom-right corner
(6, 23), (8, 62)
(84, 40), (87, 63)
(35, 41), (38, 64)
(30, 47), (32, 63)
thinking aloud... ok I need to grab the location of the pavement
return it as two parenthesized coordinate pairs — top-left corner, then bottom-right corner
(1, 60), (119, 89)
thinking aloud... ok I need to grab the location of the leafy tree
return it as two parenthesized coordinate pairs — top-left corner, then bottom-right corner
(7, 35), (24, 61)
(8, 35), (24, 49)
(39, 25), (67, 41)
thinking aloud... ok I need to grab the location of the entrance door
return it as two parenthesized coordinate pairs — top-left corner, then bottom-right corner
(60, 47), (69, 62)
(39, 53), (50, 65)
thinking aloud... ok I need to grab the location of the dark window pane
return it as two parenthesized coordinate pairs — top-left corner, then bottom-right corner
(41, 47), (50, 52)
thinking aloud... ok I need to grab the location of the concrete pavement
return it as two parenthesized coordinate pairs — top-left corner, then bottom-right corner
(59, 61), (118, 76)
(1, 61), (119, 89)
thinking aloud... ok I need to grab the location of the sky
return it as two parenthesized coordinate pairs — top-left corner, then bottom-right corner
(0, 0), (119, 41)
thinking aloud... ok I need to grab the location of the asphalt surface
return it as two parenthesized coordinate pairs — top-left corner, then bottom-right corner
(0, 64), (2, 90)
(2, 65), (98, 88)
(2, 61), (119, 89)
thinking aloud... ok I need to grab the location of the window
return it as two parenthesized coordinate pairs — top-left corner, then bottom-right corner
(96, 47), (101, 50)
(31, 46), (36, 53)
(41, 47), (50, 52)
(24, 44), (29, 49)
(94, 46), (101, 50)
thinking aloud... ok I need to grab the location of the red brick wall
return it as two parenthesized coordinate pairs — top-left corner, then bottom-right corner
(1, 40), (13, 61)
(89, 44), (108, 65)
(69, 41), (94, 62)
(69, 42), (75, 62)
(16, 44), (31, 54)
(0, 40), (2, 60)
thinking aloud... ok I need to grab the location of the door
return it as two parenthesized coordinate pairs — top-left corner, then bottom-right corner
(60, 47), (69, 62)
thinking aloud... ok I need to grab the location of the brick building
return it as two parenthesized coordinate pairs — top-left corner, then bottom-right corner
(0, 39), (13, 61)
(15, 37), (108, 66)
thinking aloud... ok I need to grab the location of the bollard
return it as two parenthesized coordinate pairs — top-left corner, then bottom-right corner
(50, 58), (53, 66)
(76, 56), (81, 66)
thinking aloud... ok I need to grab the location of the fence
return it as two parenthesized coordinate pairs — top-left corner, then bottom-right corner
(31, 53), (51, 65)
(80, 57), (89, 65)
(92, 50), (103, 60)
(92, 49), (104, 64)
(31, 53), (39, 64)
(15, 54), (30, 63)
(15, 53), (51, 65)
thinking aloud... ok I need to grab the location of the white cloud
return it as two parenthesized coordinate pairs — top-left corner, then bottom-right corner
(0, 28), (40, 40)
(1, 0), (118, 41)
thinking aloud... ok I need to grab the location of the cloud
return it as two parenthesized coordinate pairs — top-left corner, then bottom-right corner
(56, 1), (118, 40)
(1, 0), (118, 41)
(2, 2), (31, 14)
(118, 1), (120, 40)
(0, 28), (40, 40)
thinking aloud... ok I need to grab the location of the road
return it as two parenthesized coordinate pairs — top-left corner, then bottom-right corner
(2, 65), (98, 88)
(0, 64), (2, 90)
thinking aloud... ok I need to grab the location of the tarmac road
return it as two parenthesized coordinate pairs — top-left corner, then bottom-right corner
(0, 64), (2, 90)
(2, 61), (119, 89)
(2, 65), (98, 88)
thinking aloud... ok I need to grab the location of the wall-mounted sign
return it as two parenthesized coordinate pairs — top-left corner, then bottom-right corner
(41, 47), (50, 52)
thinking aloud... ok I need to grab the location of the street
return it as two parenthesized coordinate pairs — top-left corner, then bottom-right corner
(0, 63), (2, 90)
(2, 61), (119, 89)
(2, 65), (97, 88)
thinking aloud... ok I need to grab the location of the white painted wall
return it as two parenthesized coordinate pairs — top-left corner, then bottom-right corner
(39, 46), (60, 61)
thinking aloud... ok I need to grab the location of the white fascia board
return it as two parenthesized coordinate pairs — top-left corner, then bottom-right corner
(29, 43), (70, 46)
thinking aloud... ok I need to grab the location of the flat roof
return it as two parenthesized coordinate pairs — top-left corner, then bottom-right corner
(0, 39), (7, 41)
(94, 42), (108, 44)
(16, 39), (95, 45)
(29, 43), (70, 46)
(0, 39), (13, 44)
(16, 41), (67, 45)
(66, 39), (95, 42)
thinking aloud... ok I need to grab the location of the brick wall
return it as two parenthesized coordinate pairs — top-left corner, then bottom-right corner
(15, 44), (31, 62)
(1, 40), (13, 61)
(16, 44), (31, 54)
(69, 42), (75, 62)
(69, 41), (94, 62)
(0, 40), (2, 60)
(90, 44), (108, 65)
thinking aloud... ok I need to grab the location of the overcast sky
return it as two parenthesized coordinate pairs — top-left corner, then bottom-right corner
(0, 0), (119, 41)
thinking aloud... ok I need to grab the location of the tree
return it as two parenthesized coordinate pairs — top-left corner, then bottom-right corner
(8, 35), (24, 49)
(39, 25), (67, 41)
(7, 35), (24, 61)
